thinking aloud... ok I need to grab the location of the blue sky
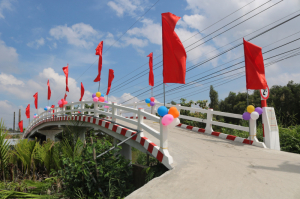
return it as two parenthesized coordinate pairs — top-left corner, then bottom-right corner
(0, 0), (300, 128)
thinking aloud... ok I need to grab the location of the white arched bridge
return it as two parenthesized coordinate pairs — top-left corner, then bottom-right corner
(23, 101), (300, 198)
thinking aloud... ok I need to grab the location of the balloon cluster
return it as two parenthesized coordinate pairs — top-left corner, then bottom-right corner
(44, 106), (50, 111)
(242, 105), (263, 120)
(58, 99), (68, 108)
(33, 113), (38, 118)
(92, 92), (105, 102)
(145, 97), (155, 107)
(157, 106), (180, 127)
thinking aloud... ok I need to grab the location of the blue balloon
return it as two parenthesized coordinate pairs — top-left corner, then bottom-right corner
(44, 107), (47, 111)
(157, 106), (168, 117)
(145, 98), (151, 103)
(101, 94), (104, 97)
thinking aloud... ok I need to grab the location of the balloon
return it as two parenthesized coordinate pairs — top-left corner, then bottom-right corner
(150, 97), (155, 102)
(145, 98), (151, 103)
(104, 101), (108, 103)
(33, 116), (36, 118)
(58, 100), (62, 105)
(242, 112), (251, 120)
(99, 97), (105, 102)
(78, 111), (81, 113)
(44, 107), (48, 111)
(157, 106), (168, 117)
(147, 103), (150, 107)
(250, 111), (259, 120)
(150, 102), (155, 106)
(247, 105), (255, 113)
(96, 92), (101, 97)
(101, 94), (104, 97)
(255, 107), (263, 115)
(169, 118), (180, 128)
(93, 97), (98, 102)
(161, 114), (174, 126)
(104, 106), (109, 108)
(92, 93), (96, 98)
(168, 107), (180, 118)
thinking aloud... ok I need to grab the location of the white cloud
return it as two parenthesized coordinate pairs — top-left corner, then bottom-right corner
(27, 37), (45, 49)
(49, 23), (100, 49)
(107, 0), (144, 17)
(0, 0), (13, 19)
(0, 39), (18, 73)
(181, 14), (206, 31)
(0, 73), (24, 86)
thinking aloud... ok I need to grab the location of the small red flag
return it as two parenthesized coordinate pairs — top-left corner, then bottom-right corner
(19, 120), (23, 133)
(26, 104), (30, 119)
(94, 41), (103, 82)
(147, 52), (154, 87)
(51, 105), (55, 114)
(106, 69), (114, 95)
(162, 12), (187, 84)
(33, 92), (38, 109)
(80, 82), (85, 101)
(47, 79), (51, 100)
(243, 38), (268, 90)
(63, 64), (69, 92)
(64, 93), (67, 100)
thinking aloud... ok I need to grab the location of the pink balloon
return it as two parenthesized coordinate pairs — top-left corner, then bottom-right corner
(104, 106), (109, 108)
(93, 97), (98, 102)
(161, 114), (174, 126)
(58, 100), (62, 105)
(99, 97), (105, 102)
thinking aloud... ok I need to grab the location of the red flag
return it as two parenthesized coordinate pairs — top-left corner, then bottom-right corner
(47, 79), (51, 100)
(64, 93), (67, 100)
(243, 38), (268, 89)
(80, 82), (85, 101)
(63, 64), (69, 92)
(19, 120), (23, 133)
(147, 52), (154, 86)
(162, 12), (187, 84)
(26, 104), (30, 119)
(94, 41), (103, 82)
(106, 69), (114, 95)
(33, 92), (38, 109)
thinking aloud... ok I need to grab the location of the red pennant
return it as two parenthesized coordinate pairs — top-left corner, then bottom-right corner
(63, 64), (69, 92)
(64, 93), (67, 100)
(147, 52), (154, 87)
(94, 41), (103, 82)
(162, 12), (187, 84)
(19, 120), (23, 133)
(243, 38), (268, 90)
(33, 92), (38, 109)
(51, 105), (55, 114)
(106, 69), (114, 95)
(80, 82), (85, 101)
(26, 104), (30, 119)
(47, 79), (51, 100)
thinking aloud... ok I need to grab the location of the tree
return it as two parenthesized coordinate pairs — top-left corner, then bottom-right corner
(209, 85), (219, 110)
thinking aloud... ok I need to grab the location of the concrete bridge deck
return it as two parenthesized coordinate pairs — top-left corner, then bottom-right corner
(122, 119), (300, 199)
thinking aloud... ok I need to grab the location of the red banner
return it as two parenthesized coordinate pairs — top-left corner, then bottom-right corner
(26, 104), (30, 119)
(80, 82), (85, 101)
(33, 92), (38, 109)
(147, 52), (154, 86)
(162, 12), (186, 84)
(106, 69), (114, 95)
(47, 79), (51, 100)
(63, 64), (69, 92)
(94, 41), (103, 82)
(19, 120), (23, 133)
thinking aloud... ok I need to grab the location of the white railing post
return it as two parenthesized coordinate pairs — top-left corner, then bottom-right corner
(137, 108), (145, 137)
(62, 105), (66, 116)
(159, 118), (168, 149)
(134, 102), (138, 118)
(81, 100), (85, 115)
(94, 102), (98, 118)
(249, 118), (259, 143)
(205, 108), (214, 134)
(111, 102), (117, 122)
(71, 103), (74, 116)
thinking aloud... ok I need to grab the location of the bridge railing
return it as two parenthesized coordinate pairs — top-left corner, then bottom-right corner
(122, 102), (263, 146)
(25, 101), (168, 149)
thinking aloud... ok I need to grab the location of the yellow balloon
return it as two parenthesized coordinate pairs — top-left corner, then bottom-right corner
(247, 105), (255, 113)
(96, 92), (101, 97)
(147, 103), (151, 107)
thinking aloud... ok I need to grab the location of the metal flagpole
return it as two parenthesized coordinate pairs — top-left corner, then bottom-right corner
(98, 82), (100, 92)
(163, 84), (165, 106)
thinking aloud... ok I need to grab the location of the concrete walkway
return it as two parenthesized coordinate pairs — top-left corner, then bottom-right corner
(121, 120), (300, 199)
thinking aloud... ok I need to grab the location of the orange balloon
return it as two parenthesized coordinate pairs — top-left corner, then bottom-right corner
(168, 107), (180, 118)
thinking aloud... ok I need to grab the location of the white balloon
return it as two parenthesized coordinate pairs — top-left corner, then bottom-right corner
(169, 118), (180, 128)
(250, 111), (259, 120)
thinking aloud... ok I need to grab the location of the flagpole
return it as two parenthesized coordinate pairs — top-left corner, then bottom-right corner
(98, 81), (100, 92)
(163, 84), (165, 106)
(247, 89), (249, 106)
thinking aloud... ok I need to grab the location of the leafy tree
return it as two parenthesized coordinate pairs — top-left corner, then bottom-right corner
(0, 120), (9, 181)
(209, 85), (219, 110)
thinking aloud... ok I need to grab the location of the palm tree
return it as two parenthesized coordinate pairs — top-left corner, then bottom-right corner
(0, 119), (10, 181)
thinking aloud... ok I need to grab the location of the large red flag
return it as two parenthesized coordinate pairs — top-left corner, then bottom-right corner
(25, 104), (30, 118)
(162, 12), (187, 84)
(80, 82), (85, 101)
(47, 79), (51, 100)
(63, 64), (69, 92)
(243, 38), (268, 89)
(33, 92), (38, 109)
(147, 52), (154, 86)
(106, 69), (114, 95)
(19, 120), (23, 133)
(94, 41), (103, 82)
(26, 104), (30, 119)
